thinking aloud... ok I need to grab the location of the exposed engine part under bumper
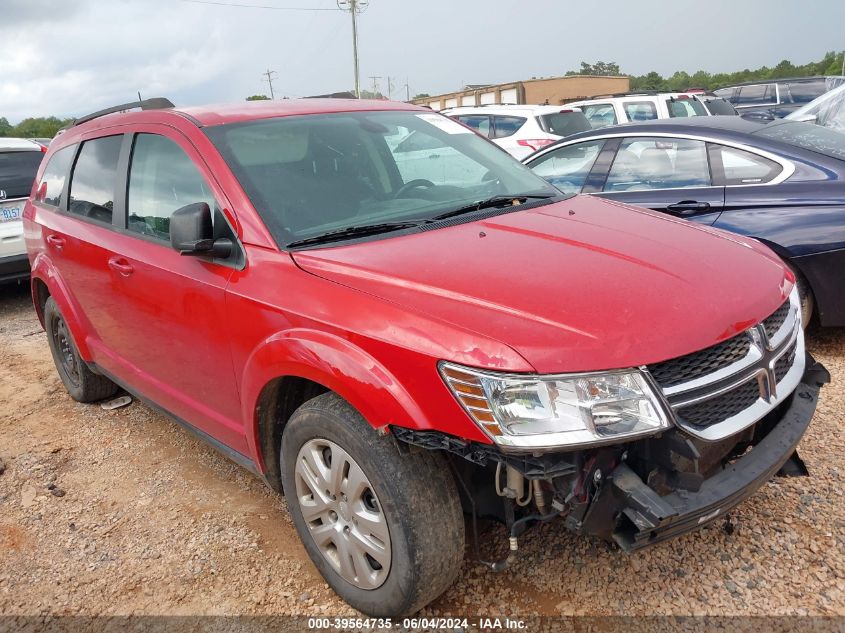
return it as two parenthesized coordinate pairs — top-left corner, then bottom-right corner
(580, 361), (830, 551)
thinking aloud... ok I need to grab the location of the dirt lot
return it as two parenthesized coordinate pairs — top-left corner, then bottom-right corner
(1, 281), (844, 620)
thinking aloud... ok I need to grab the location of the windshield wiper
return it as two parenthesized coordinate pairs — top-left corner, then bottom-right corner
(286, 220), (426, 248)
(430, 194), (558, 222)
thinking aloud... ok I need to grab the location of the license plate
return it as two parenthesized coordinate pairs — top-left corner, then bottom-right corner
(0, 200), (24, 223)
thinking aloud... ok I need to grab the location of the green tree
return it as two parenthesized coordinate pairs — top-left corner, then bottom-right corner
(246, 94), (271, 101)
(11, 117), (71, 138)
(412, 93), (430, 100)
(568, 61), (621, 76)
(0, 117), (13, 136)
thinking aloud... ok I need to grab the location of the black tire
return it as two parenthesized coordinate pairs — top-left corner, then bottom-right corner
(44, 297), (118, 402)
(281, 392), (464, 617)
(789, 265), (815, 328)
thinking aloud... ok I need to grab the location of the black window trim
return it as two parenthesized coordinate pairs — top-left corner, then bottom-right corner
(56, 131), (246, 270)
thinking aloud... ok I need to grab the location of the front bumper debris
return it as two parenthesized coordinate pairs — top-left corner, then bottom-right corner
(581, 359), (830, 551)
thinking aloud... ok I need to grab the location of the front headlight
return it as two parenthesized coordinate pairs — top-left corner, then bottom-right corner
(440, 362), (671, 450)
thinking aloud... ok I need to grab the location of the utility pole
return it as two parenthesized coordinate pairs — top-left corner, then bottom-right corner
(369, 75), (382, 96)
(337, 0), (369, 98)
(386, 76), (394, 99)
(404, 77), (410, 102)
(262, 69), (278, 100)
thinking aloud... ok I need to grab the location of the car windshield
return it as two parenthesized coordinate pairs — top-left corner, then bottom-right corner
(205, 110), (560, 246)
(666, 97), (708, 118)
(536, 112), (591, 137)
(754, 121), (845, 161)
(0, 150), (43, 199)
(700, 97), (737, 115)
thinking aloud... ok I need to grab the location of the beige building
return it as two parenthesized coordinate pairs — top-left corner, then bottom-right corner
(414, 75), (630, 110)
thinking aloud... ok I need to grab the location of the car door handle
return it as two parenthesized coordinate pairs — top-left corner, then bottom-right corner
(46, 235), (65, 250)
(666, 201), (711, 216)
(107, 257), (134, 277)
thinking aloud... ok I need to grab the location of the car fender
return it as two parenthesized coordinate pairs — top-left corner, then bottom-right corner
(240, 328), (428, 465)
(29, 252), (94, 359)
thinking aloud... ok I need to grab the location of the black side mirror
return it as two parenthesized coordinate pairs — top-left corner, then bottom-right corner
(170, 202), (232, 258)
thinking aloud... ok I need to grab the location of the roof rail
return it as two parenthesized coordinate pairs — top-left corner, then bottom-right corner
(65, 97), (175, 129)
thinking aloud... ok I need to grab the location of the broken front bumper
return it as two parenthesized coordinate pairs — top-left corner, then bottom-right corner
(580, 359), (830, 551)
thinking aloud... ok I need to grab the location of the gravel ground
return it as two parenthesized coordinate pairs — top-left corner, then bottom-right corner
(1, 281), (844, 621)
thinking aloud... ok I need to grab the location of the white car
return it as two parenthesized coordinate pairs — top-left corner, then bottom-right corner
(0, 138), (44, 283)
(563, 92), (722, 130)
(787, 83), (845, 132)
(441, 104), (591, 159)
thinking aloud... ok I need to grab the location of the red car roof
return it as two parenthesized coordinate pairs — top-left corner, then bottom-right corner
(177, 98), (425, 127)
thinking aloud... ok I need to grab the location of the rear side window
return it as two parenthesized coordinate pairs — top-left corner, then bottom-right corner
(581, 104), (617, 129)
(736, 84), (777, 106)
(38, 145), (75, 208)
(0, 150), (43, 199)
(536, 112), (592, 137)
(623, 101), (658, 121)
(68, 136), (123, 224)
(491, 116), (526, 139)
(710, 145), (782, 185)
(528, 140), (605, 194)
(127, 134), (216, 241)
(453, 115), (491, 137)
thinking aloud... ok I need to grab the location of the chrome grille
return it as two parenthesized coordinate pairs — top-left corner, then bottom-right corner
(646, 291), (803, 441)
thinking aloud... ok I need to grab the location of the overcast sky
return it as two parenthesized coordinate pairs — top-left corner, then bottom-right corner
(3, 0), (844, 123)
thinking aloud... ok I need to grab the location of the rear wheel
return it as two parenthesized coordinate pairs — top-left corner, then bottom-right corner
(44, 298), (118, 402)
(281, 392), (464, 617)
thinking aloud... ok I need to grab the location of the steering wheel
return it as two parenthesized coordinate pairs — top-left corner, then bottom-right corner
(394, 179), (436, 198)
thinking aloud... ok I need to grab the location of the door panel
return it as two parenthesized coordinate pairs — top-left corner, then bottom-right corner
(86, 126), (246, 453)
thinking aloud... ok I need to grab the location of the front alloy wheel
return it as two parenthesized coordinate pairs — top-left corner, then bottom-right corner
(294, 438), (391, 589)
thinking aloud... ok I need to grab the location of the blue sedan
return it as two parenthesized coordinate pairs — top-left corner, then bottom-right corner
(523, 116), (845, 327)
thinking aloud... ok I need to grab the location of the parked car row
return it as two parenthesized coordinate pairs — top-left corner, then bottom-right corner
(21, 97), (831, 617)
(521, 116), (845, 327)
(714, 75), (845, 119)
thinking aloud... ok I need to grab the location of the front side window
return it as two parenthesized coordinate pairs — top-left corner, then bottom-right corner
(581, 104), (617, 129)
(206, 111), (559, 246)
(623, 101), (658, 121)
(453, 115), (491, 137)
(528, 140), (605, 194)
(127, 134), (216, 241)
(37, 145), (75, 207)
(700, 97), (737, 115)
(604, 137), (711, 192)
(491, 116), (527, 139)
(68, 135), (123, 223)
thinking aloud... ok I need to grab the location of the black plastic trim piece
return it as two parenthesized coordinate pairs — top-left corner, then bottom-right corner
(66, 98), (175, 129)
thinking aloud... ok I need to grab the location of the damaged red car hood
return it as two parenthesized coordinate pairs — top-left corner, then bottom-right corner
(292, 196), (792, 374)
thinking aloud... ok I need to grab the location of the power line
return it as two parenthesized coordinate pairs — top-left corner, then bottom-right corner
(179, 0), (339, 10)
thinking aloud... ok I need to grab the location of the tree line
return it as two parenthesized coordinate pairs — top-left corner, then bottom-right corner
(570, 51), (844, 91)
(0, 116), (73, 139)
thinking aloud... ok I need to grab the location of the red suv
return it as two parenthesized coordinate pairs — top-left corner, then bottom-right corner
(24, 98), (828, 616)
